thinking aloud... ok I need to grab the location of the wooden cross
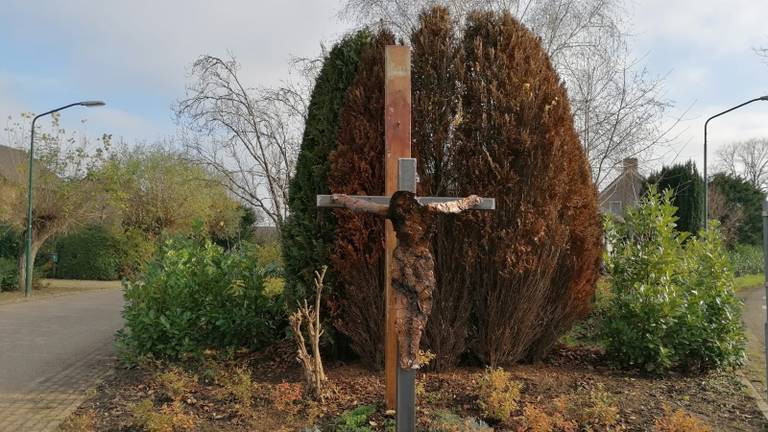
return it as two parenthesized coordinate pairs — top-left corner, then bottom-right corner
(318, 156), (494, 430)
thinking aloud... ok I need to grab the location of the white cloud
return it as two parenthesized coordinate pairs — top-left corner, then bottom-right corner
(1, 0), (351, 142)
(6, 0), (348, 94)
(630, 0), (768, 55)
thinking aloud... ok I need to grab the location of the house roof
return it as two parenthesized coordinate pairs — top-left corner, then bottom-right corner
(598, 170), (644, 205)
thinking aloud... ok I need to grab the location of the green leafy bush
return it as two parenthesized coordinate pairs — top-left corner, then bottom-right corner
(0, 257), (17, 291)
(282, 30), (371, 305)
(55, 226), (122, 280)
(328, 404), (377, 432)
(602, 188), (745, 372)
(0, 224), (19, 259)
(118, 237), (284, 361)
(114, 228), (156, 278)
(728, 244), (763, 277)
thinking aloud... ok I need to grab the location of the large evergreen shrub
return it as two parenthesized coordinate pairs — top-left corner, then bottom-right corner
(411, 7), (470, 370)
(282, 31), (371, 305)
(0, 224), (19, 259)
(327, 30), (396, 368)
(646, 161), (704, 235)
(603, 188), (744, 372)
(0, 257), (17, 291)
(55, 225), (122, 280)
(710, 173), (764, 245)
(286, 8), (602, 369)
(118, 237), (283, 361)
(455, 11), (602, 365)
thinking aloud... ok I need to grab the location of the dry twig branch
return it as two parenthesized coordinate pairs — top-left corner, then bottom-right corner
(288, 266), (328, 401)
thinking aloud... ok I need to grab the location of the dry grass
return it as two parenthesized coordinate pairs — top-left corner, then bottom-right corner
(130, 398), (198, 432)
(58, 410), (96, 432)
(476, 367), (523, 423)
(0, 279), (120, 304)
(654, 406), (712, 432)
(154, 367), (198, 402)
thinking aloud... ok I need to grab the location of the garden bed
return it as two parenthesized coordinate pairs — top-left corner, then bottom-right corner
(62, 344), (767, 431)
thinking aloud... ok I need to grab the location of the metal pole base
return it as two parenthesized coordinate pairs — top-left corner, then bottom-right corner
(396, 367), (416, 431)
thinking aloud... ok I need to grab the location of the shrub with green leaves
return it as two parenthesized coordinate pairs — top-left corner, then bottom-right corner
(0, 257), (17, 291)
(55, 225), (122, 280)
(118, 237), (284, 361)
(329, 404), (377, 432)
(0, 224), (19, 259)
(282, 30), (371, 305)
(728, 244), (763, 277)
(603, 188), (745, 373)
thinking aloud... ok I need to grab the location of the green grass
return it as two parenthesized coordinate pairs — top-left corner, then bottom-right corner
(733, 273), (764, 292)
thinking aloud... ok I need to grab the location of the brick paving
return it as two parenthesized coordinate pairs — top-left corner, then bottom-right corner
(0, 288), (123, 431)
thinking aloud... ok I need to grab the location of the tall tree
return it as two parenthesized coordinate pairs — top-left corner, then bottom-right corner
(716, 138), (768, 191)
(282, 31), (372, 304)
(175, 55), (312, 231)
(339, 0), (677, 188)
(97, 144), (243, 241)
(645, 161), (704, 235)
(300, 9), (602, 368)
(0, 114), (110, 291)
(710, 173), (764, 246)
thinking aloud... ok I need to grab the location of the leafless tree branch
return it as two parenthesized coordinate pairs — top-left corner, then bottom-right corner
(175, 54), (312, 232)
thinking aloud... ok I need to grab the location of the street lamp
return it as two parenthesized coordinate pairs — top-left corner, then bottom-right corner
(24, 100), (106, 297)
(703, 96), (768, 229)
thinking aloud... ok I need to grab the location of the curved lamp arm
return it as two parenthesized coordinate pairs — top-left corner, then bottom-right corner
(703, 96), (768, 228)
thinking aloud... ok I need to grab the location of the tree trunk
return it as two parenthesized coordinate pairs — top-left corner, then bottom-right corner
(17, 238), (42, 292)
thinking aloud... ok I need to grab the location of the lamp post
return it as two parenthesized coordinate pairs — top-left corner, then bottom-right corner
(703, 96), (768, 229)
(24, 100), (105, 297)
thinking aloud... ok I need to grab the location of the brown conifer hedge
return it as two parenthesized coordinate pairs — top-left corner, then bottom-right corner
(327, 30), (396, 368)
(307, 8), (601, 369)
(453, 11), (602, 365)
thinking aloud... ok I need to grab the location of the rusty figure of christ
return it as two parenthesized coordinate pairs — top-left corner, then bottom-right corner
(329, 191), (483, 369)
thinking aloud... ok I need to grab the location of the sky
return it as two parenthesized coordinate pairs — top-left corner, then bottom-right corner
(1, 0), (767, 177)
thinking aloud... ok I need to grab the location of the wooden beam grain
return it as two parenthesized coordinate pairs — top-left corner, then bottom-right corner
(384, 45), (411, 411)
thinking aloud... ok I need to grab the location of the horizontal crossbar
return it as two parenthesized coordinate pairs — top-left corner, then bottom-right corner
(316, 195), (496, 210)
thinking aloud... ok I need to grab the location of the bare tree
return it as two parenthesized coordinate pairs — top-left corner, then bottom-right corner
(175, 55), (314, 231)
(716, 138), (768, 191)
(339, 0), (678, 188)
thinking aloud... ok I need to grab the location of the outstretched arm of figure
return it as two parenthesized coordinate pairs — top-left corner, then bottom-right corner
(425, 195), (482, 213)
(331, 194), (389, 216)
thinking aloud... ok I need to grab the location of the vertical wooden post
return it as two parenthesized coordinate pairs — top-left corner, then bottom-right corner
(384, 45), (411, 411)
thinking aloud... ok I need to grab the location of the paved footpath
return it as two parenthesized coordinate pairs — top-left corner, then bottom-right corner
(0, 288), (123, 432)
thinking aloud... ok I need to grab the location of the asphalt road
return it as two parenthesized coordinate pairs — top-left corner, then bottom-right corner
(0, 288), (123, 393)
(0, 288), (123, 431)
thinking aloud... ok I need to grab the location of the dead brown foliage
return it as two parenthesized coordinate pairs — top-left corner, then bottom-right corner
(327, 8), (601, 369)
(453, 11), (602, 365)
(327, 30), (396, 368)
(411, 6), (473, 371)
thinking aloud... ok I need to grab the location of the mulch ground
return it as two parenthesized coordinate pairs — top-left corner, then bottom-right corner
(66, 343), (768, 431)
